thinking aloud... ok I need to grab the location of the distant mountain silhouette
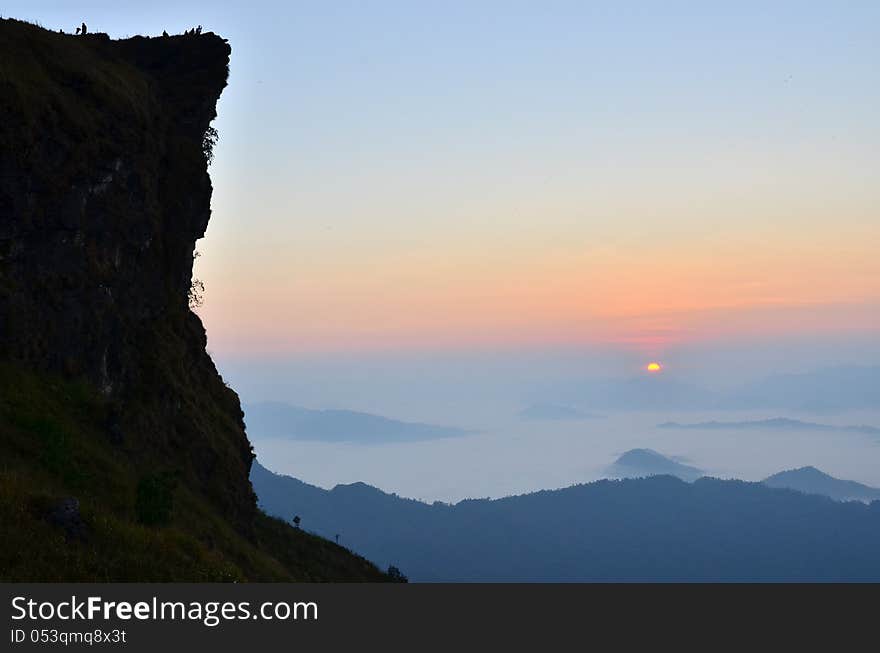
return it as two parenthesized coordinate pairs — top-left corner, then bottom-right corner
(726, 365), (880, 413)
(763, 467), (880, 503)
(606, 449), (703, 481)
(518, 403), (604, 421)
(244, 401), (471, 443)
(536, 364), (879, 413)
(549, 376), (717, 411)
(658, 417), (880, 436)
(252, 461), (880, 581)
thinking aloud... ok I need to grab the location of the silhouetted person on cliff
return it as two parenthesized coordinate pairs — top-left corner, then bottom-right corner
(162, 30), (169, 37)
(81, 22), (87, 35)
(196, 25), (202, 35)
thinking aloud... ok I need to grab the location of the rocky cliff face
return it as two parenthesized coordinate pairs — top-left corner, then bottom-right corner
(0, 20), (253, 529)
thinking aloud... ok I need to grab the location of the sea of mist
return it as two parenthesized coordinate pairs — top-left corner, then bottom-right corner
(216, 343), (880, 503)
(248, 408), (880, 504)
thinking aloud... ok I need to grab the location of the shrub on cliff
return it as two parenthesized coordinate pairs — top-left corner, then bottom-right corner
(203, 125), (219, 166)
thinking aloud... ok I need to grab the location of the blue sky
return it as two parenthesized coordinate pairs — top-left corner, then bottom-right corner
(7, 2), (879, 365)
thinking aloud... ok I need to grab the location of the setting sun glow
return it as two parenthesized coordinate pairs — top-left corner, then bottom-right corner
(646, 362), (663, 372)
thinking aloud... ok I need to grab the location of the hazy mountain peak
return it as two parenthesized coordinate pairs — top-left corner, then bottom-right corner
(606, 449), (704, 482)
(763, 466), (880, 503)
(244, 401), (471, 444)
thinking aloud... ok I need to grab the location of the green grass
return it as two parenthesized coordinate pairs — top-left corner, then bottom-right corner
(0, 363), (387, 581)
(0, 19), (151, 134)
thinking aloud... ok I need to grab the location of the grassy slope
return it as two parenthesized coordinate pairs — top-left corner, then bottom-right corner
(0, 363), (386, 581)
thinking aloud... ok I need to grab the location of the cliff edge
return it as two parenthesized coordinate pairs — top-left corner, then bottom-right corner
(0, 18), (386, 581)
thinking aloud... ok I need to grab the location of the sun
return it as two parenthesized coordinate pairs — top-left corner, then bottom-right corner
(646, 362), (662, 373)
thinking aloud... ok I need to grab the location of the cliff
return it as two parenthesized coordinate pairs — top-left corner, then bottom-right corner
(0, 18), (386, 581)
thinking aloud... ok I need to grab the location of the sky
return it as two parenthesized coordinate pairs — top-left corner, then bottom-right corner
(8, 2), (880, 372)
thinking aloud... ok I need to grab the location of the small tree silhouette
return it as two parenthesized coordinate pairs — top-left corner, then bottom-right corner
(188, 250), (205, 310)
(188, 278), (205, 310)
(202, 125), (219, 166)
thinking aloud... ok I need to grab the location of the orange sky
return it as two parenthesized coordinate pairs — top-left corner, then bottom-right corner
(197, 217), (879, 356)
(186, 2), (879, 358)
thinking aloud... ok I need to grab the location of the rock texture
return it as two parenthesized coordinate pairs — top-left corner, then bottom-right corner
(0, 20), (254, 529)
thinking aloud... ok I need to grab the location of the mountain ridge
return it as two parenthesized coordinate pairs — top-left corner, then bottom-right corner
(244, 401), (471, 444)
(763, 466), (880, 503)
(252, 460), (880, 581)
(605, 448), (704, 482)
(659, 417), (880, 436)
